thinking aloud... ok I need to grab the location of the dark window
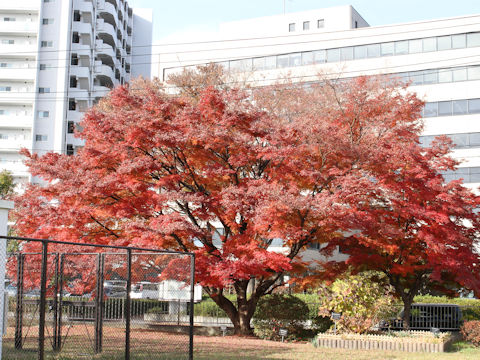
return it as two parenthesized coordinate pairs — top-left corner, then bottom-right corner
(73, 10), (81, 22)
(69, 76), (77, 88)
(68, 99), (76, 111)
(71, 53), (78, 65)
(66, 144), (74, 155)
(72, 32), (79, 44)
(67, 121), (75, 134)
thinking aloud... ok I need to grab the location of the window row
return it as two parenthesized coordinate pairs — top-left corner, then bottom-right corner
(289, 19), (324, 32)
(167, 31), (480, 75)
(420, 132), (480, 149)
(396, 65), (480, 86)
(422, 98), (480, 118)
(441, 167), (480, 183)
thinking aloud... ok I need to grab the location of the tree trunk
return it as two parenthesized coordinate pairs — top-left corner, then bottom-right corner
(402, 296), (413, 330)
(207, 280), (258, 336)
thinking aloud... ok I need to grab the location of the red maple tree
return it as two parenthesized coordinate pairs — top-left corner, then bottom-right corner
(322, 133), (480, 328)
(13, 76), (478, 334)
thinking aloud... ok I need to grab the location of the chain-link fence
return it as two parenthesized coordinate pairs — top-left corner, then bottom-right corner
(1, 236), (195, 360)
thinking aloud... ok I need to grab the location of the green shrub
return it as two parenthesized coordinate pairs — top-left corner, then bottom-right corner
(318, 271), (396, 334)
(194, 299), (228, 317)
(461, 320), (480, 346)
(146, 304), (169, 314)
(253, 294), (323, 341)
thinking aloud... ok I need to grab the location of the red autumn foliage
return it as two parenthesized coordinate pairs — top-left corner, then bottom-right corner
(12, 75), (480, 334)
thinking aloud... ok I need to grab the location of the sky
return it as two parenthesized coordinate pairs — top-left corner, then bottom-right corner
(129, 0), (480, 42)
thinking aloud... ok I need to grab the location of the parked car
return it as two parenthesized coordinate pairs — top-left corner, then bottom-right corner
(104, 280), (126, 298)
(130, 282), (160, 300)
(383, 303), (462, 331)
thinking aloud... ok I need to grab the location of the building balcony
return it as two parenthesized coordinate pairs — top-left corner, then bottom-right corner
(0, 0), (39, 11)
(93, 85), (111, 97)
(0, 138), (31, 151)
(98, 1), (118, 23)
(0, 160), (29, 177)
(95, 63), (115, 81)
(67, 110), (84, 121)
(0, 44), (37, 56)
(0, 115), (33, 129)
(0, 21), (38, 35)
(66, 134), (84, 147)
(70, 65), (91, 81)
(96, 19), (117, 42)
(71, 42), (91, 56)
(72, 21), (93, 37)
(73, 0), (94, 14)
(0, 91), (35, 105)
(0, 67), (36, 81)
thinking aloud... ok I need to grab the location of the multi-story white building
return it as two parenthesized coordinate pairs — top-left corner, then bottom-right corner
(154, 5), (480, 190)
(153, 5), (480, 260)
(0, 0), (152, 186)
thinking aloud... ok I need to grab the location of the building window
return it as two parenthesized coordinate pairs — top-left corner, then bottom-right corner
(288, 23), (295, 32)
(36, 135), (48, 141)
(355, 20), (358, 28)
(73, 10), (81, 22)
(1, 40), (14, 45)
(38, 87), (50, 93)
(72, 32), (79, 44)
(66, 144), (74, 155)
(70, 76), (77, 88)
(0, 86), (11, 92)
(68, 99), (76, 111)
(317, 19), (325, 28)
(3, 17), (16, 22)
(303, 21), (310, 31)
(38, 111), (49, 118)
(40, 41), (53, 47)
(42, 18), (54, 25)
(0, 134), (8, 140)
(39, 64), (47, 70)
(44, 0), (54, 2)
(67, 121), (75, 134)
(0, 110), (7, 115)
(71, 53), (79, 65)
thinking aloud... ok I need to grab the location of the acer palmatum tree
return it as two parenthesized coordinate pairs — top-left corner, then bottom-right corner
(322, 129), (480, 329)
(14, 75), (460, 335)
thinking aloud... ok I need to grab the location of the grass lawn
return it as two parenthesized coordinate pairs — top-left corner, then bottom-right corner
(193, 336), (480, 360)
(3, 326), (480, 359)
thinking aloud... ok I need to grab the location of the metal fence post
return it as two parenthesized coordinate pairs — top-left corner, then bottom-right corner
(56, 254), (64, 350)
(38, 241), (48, 360)
(52, 253), (59, 351)
(14, 253), (24, 349)
(125, 249), (132, 360)
(189, 254), (195, 360)
(95, 253), (104, 354)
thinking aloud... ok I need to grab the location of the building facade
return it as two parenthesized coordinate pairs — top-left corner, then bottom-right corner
(154, 5), (480, 191)
(153, 5), (480, 260)
(0, 0), (152, 186)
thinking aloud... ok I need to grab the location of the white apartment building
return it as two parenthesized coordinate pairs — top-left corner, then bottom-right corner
(153, 5), (480, 260)
(154, 5), (480, 190)
(0, 0), (152, 186)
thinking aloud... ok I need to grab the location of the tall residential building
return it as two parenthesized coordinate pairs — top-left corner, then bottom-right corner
(154, 5), (480, 191)
(0, 0), (152, 186)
